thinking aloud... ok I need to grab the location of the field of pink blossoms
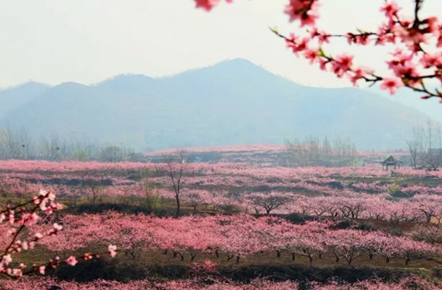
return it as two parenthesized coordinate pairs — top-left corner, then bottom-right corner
(1, 157), (442, 289)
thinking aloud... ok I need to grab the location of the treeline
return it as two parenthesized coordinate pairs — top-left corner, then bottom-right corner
(282, 136), (360, 167)
(407, 121), (442, 170)
(0, 128), (136, 162)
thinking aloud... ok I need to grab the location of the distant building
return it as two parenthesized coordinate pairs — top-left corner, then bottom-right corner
(381, 156), (401, 170)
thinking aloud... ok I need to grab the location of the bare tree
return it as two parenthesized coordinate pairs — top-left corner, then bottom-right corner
(39, 134), (64, 160)
(163, 150), (188, 218)
(408, 120), (442, 170)
(284, 136), (359, 167)
(247, 193), (292, 216)
(0, 127), (34, 159)
(407, 127), (424, 169)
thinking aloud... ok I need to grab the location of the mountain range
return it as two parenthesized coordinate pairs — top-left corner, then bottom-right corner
(0, 58), (436, 151)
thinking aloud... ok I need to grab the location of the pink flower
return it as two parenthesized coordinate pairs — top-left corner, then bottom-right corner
(2, 254), (12, 265)
(319, 58), (328, 71)
(380, 77), (403, 94)
(39, 198), (47, 211)
(66, 256), (77, 266)
(195, 0), (220, 11)
(331, 54), (353, 77)
(347, 33), (370, 45)
(194, 0), (232, 11)
(108, 245), (118, 258)
(12, 268), (22, 277)
(304, 48), (319, 64)
(286, 35), (309, 55)
(48, 192), (56, 201)
(285, 0), (319, 27)
(310, 28), (330, 44)
(438, 30), (442, 47)
(21, 241), (28, 251)
(349, 67), (374, 86)
(27, 212), (39, 225)
(7, 228), (16, 237)
(420, 53), (442, 68)
(380, 1), (400, 19)
(299, 7), (318, 27)
(424, 17), (439, 35)
(53, 223), (63, 231)
(376, 23), (396, 45)
(38, 189), (48, 196)
(9, 212), (15, 225)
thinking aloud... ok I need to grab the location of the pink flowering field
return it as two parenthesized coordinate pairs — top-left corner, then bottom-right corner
(0, 154), (442, 289)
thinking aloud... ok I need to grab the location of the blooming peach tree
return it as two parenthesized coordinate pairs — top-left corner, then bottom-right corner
(194, 0), (442, 101)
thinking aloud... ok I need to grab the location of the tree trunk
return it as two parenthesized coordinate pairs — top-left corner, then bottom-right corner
(426, 215), (432, 223)
(276, 250), (281, 258)
(175, 195), (180, 218)
(291, 252), (296, 261)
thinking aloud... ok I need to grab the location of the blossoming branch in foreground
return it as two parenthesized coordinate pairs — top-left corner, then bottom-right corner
(0, 189), (118, 278)
(194, 0), (442, 101)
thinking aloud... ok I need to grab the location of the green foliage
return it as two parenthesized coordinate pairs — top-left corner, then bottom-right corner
(73, 150), (88, 161)
(141, 182), (161, 212)
(388, 184), (402, 196)
(99, 146), (124, 162)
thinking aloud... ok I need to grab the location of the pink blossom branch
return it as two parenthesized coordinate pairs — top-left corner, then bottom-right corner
(194, 0), (442, 101)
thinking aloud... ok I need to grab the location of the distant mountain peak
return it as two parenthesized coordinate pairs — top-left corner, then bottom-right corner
(161, 58), (280, 84)
(56, 81), (88, 87)
(0, 81), (51, 93)
(208, 58), (268, 73)
(96, 74), (155, 90)
(218, 58), (259, 67)
(20, 81), (51, 88)
(0, 59), (435, 151)
(98, 74), (154, 84)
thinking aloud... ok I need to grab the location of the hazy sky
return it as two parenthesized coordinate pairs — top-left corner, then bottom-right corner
(1, 0), (441, 89)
